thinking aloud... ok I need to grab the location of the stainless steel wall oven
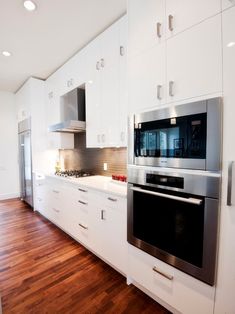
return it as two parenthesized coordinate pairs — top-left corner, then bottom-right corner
(127, 97), (222, 286)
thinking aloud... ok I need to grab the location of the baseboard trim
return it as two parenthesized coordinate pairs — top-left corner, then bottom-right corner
(0, 193), (20, 201)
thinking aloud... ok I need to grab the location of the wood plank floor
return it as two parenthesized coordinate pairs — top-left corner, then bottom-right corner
(0, 199), (171, 314)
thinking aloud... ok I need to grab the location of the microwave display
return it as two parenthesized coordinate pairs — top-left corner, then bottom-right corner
(135, 113), (207, 159)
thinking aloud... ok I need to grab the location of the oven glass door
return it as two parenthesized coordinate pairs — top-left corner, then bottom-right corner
(132, 186), (204, 268)
(135, 113), (207, 159)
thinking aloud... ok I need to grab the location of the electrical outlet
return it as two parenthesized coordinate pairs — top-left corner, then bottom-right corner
(103, 163), (108, 171)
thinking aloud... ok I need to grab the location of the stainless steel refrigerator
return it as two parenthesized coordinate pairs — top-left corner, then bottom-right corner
(18, 118), (33, 207)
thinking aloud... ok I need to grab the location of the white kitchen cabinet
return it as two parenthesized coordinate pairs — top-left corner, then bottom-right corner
(128, 245), (215, 314)
(166, 14), (222, 104)
(45, 72), (74, 149)
(165, 0), (221, 38)
(128, 43), (166, 114)
(33, 173), (48, 216)
(86, 16), (128, 148)
(118, 15), (128, 146)
(16, 78), (47, 172)
(214, 6), (235, 314)
(128, 0), (165, 58)
(222, 0), (235, 10)
(90, 192), (127, 275)
(63, 183), (91, 248)
(59, 48), (88, 96)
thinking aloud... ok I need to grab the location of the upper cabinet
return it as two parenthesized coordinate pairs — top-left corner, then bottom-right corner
(165, 0), (221, 38)
(59, 48), (88, 97)
(128, 0), (221, 58)
(222, 0), (235, 10)
(45, 72), (74, 150)
(128, 0), (165, 58)
(128, 1), (222, 113)
(86, 15), (128, 148)
(166, 14), (222, 103)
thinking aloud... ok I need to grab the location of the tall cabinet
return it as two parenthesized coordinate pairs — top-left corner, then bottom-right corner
(214, 5), (235, 314)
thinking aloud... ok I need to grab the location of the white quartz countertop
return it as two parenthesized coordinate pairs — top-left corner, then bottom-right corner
(46, 174), (127, 198)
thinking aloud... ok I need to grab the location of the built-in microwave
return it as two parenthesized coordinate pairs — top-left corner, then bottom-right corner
(128, 97), (222, 171)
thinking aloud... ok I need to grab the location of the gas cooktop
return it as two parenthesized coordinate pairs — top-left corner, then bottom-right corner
(55, 170), (92, 178)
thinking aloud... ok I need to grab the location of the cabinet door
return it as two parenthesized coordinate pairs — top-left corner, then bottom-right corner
(166, 15), (222, 104)
(59, 48), (87, 96)
(85, 39), (102, 148)
(214, 7), (235, 314)
(119, 15), (128, 147)
(100, 62), (119, 147)
(45, 73), (74, 149)
(129, 43), (166, 114)
(166, 0), (221, 38)
(222, 0), (235, 10)
(128, 0), (165, 57)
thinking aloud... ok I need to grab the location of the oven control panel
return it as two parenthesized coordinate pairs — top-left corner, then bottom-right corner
(146, 173), (184, 189)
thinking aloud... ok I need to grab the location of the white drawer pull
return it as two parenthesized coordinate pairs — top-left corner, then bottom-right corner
(153, 266), (173, 281)
(52, 190), (59, 194)
(52, 208), (60, 213)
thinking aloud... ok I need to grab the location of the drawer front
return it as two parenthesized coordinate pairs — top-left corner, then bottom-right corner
(128, 245), (215, 314)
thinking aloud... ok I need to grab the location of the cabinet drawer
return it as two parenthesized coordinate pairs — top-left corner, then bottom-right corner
(128, 245), (215, 314)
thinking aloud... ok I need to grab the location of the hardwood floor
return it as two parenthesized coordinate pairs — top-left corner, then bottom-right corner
(0, 199), (171, 314)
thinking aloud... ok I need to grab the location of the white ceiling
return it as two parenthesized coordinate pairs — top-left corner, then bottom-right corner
(0, 0), (127, 93)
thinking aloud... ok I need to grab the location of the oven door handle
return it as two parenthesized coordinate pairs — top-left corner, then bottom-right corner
(130, 187), (203, 205)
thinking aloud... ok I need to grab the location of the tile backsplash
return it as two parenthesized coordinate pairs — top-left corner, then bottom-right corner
(59, 133), (127, 176)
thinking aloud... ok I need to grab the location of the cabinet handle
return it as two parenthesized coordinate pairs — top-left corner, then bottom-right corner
(100, 58), (105, 68)
(37, 198), (42, 202)
(67, 80), (70, 87)
(227, 161), (234, 206)
(96, 61), (100, 70)
(157, 85), (162, 100)
(70, 78), (74, 86)
(52, 190), (59, 194)
(102, 134), (105, 143)
(52, 208), (60, 213)
(156, 22), (162, 38)
(107, 197), (117, 202)
(120, 46), (125, 56)
(97, 134), (101, 143)
(78, 200), (88, 205)
(153, 266), (173, 281)
(169, 81), (174, 97)
(120, 131), (125, 142)
(101, 209), (105, 220)
(79, 223), (88, 230)
(78, 188), (87, 193)
(168, 15), (174, 31)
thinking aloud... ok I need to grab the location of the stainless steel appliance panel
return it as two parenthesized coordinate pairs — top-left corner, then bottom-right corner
(18, 118), (33, 207)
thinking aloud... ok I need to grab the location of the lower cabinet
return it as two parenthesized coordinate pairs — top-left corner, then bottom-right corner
(89, 192), (127, 274)
(128, 245), (216, 314)
(34, 177), (127, 276)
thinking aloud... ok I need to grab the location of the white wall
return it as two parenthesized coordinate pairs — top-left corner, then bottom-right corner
(0, 91), (19, 200)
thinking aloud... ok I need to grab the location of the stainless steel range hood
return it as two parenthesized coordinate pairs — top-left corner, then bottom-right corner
(49, 87), (86, 133)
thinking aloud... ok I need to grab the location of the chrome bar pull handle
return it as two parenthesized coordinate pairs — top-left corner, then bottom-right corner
(79, 223), (88, 230)
(78, 188), (88, 193)
(169, 81), (174, 97)
(131, 187), (202, 205)
(120, 46), (125, 56)
(101, 210), (105, 220)
(96, 61), (100, 70)
(157, 85), (162, 100)
(168, 15), (174, 31)
(153, 266), (173, 281)
(78, 200), (88, 205)
(227, 161), (234, 206)
(107, 197), (117, 202)
(156, 22), (162, 38)
(100, 58), (105, 68)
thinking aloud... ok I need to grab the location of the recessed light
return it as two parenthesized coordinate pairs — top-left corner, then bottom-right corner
(2, 51), (11, 57)
(227, 42), (235, 48)
(23, 0), (37, 11)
